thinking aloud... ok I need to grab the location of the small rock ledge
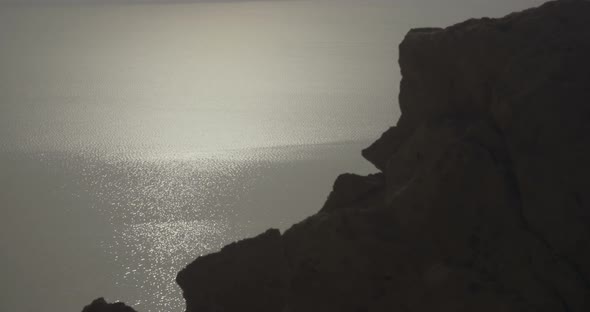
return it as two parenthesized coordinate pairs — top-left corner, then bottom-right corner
(81, 298), (137, 312)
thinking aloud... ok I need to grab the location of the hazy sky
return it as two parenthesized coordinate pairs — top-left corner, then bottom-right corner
(0, 0), (547, 9)
(0, 0), (549, 25)
(0, 0), (547, 154)
(0, 0), (549, 30)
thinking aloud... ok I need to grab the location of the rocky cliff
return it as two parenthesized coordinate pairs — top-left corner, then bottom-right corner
(87, 0), (590, 311)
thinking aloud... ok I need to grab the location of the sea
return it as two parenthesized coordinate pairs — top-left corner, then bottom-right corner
(0, 2), (399, 311)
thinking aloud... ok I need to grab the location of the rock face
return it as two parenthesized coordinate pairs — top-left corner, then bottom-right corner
(83, 1), (590, 311)
(174, 1), (590, 311)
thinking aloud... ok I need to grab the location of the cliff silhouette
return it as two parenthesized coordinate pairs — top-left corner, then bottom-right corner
(84, 0), (590, 311)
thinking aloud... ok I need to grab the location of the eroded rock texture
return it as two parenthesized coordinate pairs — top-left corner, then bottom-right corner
(175, 1), (590, 311)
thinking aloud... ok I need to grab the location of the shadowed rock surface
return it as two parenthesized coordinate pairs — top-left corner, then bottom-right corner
(82, 0), (590, 311)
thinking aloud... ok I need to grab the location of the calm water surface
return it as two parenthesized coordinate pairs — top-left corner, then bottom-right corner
(0, 2), (404, 312)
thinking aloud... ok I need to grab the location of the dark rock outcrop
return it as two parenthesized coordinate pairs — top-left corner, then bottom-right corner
(176, 229), (290, 312)
(320, 173), (385, 213)
(174, 1), (590, 311)
(81, 298), (137, 312)
(83, 1), (590, 311)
